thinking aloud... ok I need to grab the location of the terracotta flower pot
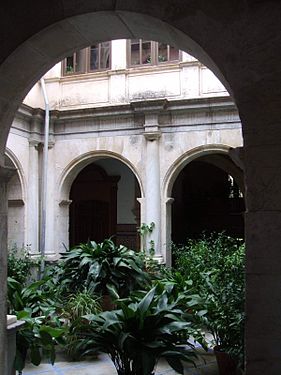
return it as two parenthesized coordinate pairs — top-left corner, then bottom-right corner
(214, 346), (238, 375)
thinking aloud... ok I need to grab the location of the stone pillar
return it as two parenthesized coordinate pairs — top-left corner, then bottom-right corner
(164, 197), (174, 267)
(241, 93), (281, 374)
(58, 200), (72, 253)
(244, 140), (281, 374)
(136, 197), (145, 252)
(27, 140), (39, 253)
(144, 117), (162, 261)
(44, 142), (56, 259)
(0, 165), (15, 374)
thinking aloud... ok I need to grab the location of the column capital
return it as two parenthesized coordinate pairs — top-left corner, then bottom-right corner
(166, 197), (175, 205)
(144, 130), (161, 141)
(59, 199), (72, 207)
(29, 139), (40, 148)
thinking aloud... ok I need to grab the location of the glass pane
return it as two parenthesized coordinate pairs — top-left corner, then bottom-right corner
(158, 43), (168, 63)
(142, 41), (151, 64)
(65, 55), (74, 74)
(100, 42), (110, 69)
(169, 45), (180, 61)
(75, 49), (84, 72)
(90, 44), (99, 70)
(131, 39), (140, 65)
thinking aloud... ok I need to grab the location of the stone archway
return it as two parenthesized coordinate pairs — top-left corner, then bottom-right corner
(1, 3), (281, 373)
(58, 152), (143, 253)
(163, 145), (244, 265)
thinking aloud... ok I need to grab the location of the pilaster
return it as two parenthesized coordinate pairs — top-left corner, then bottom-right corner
(27, 140), (40, 253)
(131, 100), (167, 262)
(243, 120), (281, 373)
(0, 165), (16, 374)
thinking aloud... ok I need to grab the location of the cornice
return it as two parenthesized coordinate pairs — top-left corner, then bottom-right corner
(11, 96), (239, 140)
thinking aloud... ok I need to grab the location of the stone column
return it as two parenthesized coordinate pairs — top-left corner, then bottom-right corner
(0, 165), (15, 374)
(164, 197), (174, 267)
(144, 117), (162, 262)
(244, 140), (281, 374)
(44, 141), (56, 259)
(27, 140), (39, 253)
(240, 90), (281, 374)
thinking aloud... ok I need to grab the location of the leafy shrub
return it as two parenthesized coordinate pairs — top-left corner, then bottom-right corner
(78, 287), (197, 375)
(57, 239), (150, 299)
(173, 232), (245, 366)
(7, 277), (66, 372)
(8, 245), (38, 285)
(61, 290), (102, 360)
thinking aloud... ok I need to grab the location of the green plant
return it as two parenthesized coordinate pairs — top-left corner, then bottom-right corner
(173, 233), (245, 367)
(62, 290), (102, 360)
(58, 239), (150, 299)
(63, 290), (102, 321)
(8, 245), (38, 285)
(137, 222), (156, 257)
(7, 277), (66, 372)
(78, 287), (197, 375)
(15, 310), (65, 373)
(66, 65), (74, 73)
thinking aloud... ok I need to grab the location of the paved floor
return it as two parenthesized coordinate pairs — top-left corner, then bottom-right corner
(21, 350), (218, 375)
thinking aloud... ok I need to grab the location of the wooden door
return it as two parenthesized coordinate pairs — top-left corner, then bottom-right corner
(69, 164), (119, 247)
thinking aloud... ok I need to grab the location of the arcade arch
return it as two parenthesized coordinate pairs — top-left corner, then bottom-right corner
(1, 3), (281, 373)
(163, 145), (244, 265)
(58, 152), (143, 252)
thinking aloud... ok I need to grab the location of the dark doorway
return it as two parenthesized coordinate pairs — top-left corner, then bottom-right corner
(171, 159), (245, 244)
(69, 163), (119, 246)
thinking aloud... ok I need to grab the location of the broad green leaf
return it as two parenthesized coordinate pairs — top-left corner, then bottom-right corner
(30, 346), (41, 366)
(138, 287), (155, 316)
(166, 356), (184, 374)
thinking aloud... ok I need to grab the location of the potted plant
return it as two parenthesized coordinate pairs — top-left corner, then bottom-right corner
(7, 277), (66, 373)
(201, 270), (245, 374)
(76, 287), (197, 375)
(61, 289), (102, 360)
(173, 233), (245, 374)
(57, 239), (150, 305)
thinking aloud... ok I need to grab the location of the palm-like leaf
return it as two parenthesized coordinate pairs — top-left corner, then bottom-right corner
(58, 239), (150, 299)
(77, 287), (196, 375)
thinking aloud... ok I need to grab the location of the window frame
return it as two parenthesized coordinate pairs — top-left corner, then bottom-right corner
(127, 40), (181, 68)
(86, 42), (112, 72)
(62, 43), (112, 76)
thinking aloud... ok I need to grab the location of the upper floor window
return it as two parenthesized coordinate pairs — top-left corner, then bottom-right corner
(128, 39), (180, 67)
(63, 42), (111, 76)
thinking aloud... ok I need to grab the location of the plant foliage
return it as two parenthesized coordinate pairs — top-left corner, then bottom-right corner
(57, 239), (150, 298)
(8, 245), (38, 285)
(173, 232), (245, 366)
(7, 277), (66, 371)
(61, 290), (102, 360)
(78, 287), (197, 375)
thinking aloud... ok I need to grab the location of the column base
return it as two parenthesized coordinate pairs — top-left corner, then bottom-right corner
(152, 254), (164, 264)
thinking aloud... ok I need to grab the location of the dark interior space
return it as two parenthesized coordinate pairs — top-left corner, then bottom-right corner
(171, 160), (245, 244)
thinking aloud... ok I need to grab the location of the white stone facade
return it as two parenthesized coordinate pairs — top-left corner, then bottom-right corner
(6, 40), (243, 264)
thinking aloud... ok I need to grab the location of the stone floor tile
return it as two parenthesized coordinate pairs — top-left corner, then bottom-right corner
(22, 352), (218, 375)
